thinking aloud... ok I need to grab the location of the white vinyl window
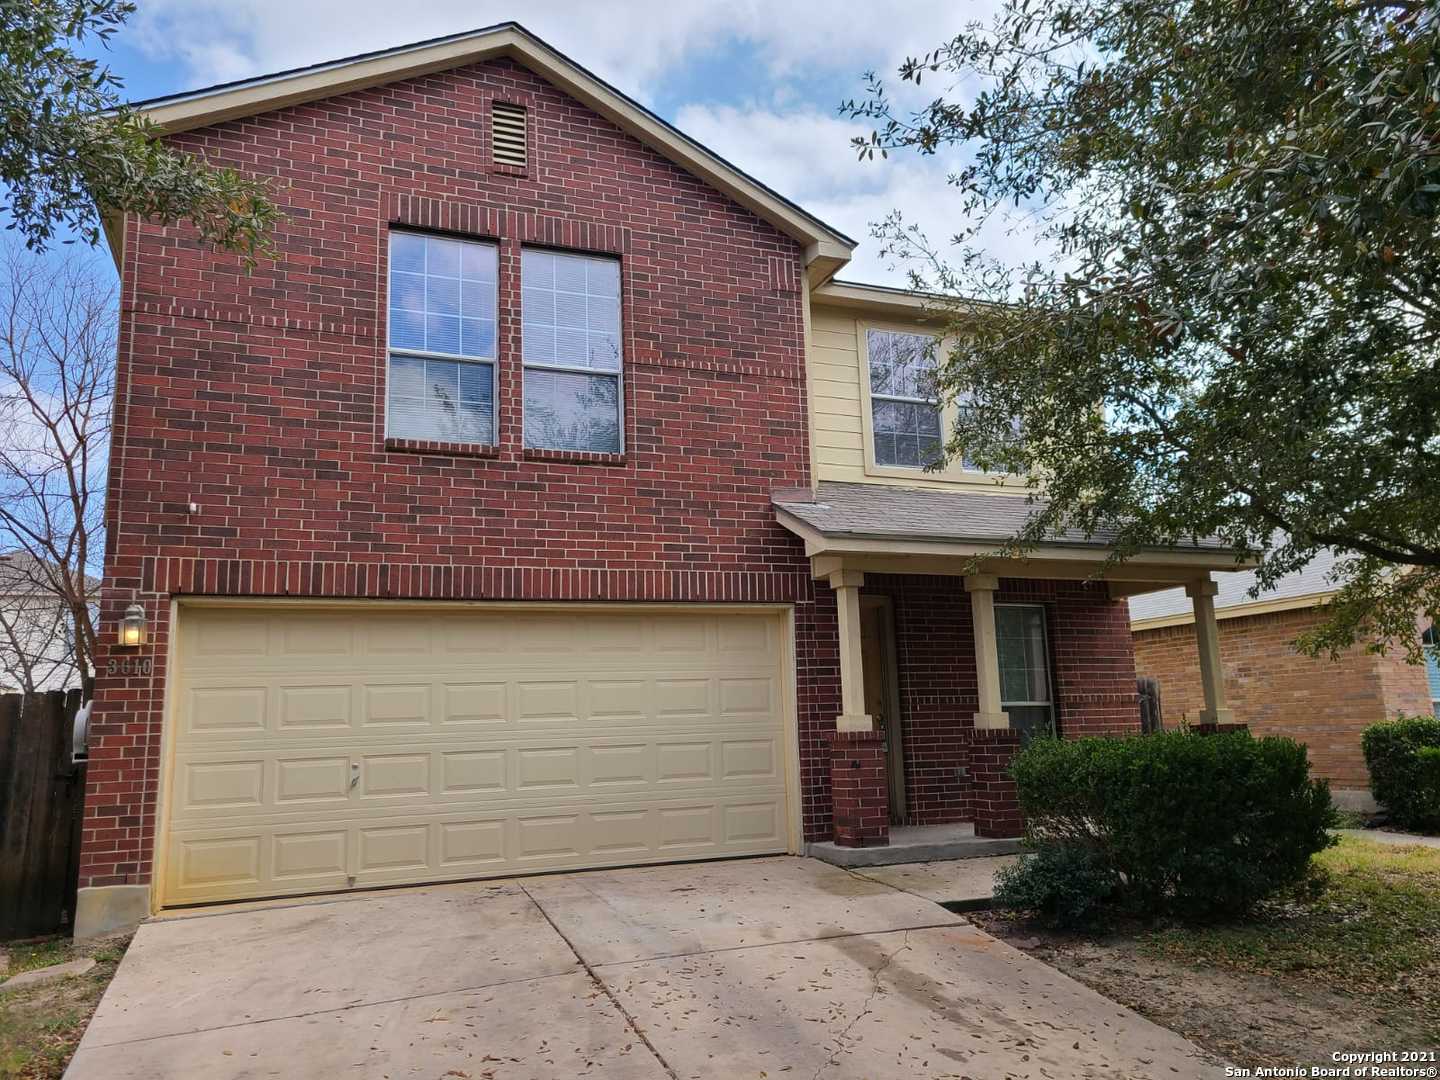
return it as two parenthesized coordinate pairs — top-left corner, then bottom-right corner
(866, 329), (942, 468)
(522, 249), (622, 453)
(387, 231), (498, 444)
(995, 603), (1055, 738)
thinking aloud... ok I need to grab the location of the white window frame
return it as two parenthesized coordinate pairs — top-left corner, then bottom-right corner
(860, 326), (944, 472)
(385, 229), (499, 446)
(995, 602), (1055, 714)
(520, 247), (625, 454)
(857, 320), (1014, 483)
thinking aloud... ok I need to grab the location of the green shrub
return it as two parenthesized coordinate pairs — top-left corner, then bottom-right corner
(993, 845), (1118, 928)
(999, 731), (1335, 923)
(1362, 716), (1440, 833)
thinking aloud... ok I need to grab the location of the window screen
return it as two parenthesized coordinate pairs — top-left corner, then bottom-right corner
(387, 231), (498, 444)
(522, 248), (622, 453)
(867, 329), (941, 468)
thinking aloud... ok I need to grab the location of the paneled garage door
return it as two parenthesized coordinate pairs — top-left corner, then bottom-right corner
(160, 605), (793, 906)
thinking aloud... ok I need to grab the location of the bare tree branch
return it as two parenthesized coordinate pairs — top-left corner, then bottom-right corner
(0, 241), (113, 695)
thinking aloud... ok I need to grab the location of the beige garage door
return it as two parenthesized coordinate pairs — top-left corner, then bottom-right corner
(161, 605), (793, 906)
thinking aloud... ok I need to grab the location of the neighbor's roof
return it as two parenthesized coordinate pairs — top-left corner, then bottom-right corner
(0, 551), (100, 595)
(121, 22), (854, 281)
(773, 481), (1233, 552)
(1128, 548), (1341, 629)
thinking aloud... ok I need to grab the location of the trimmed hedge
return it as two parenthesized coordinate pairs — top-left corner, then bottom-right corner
(1362, 715), (1440, 833)
(993, 731), (1335, 925)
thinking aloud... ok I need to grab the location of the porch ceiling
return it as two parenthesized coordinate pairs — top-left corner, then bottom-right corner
(773, 482), (1254, 599)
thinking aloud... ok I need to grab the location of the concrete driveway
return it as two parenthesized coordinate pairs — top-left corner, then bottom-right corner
(67, 857), (1220, 1079)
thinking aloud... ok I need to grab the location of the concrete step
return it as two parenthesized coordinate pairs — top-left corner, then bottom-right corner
(806, 823), (1023, 868)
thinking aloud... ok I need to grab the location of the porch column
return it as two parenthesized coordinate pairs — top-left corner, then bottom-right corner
(826, 569), (888, 847)
(965, 574), (1009, 730)
(829, 569), (872, 731)
(1186, 577), (1235, 725)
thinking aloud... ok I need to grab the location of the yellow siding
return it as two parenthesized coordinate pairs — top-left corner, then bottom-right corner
(806, 304), (1032, 493)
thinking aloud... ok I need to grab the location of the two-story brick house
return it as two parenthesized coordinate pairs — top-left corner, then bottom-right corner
(75, 23), (1245, 936)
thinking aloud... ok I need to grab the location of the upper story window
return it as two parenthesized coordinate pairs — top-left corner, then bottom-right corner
(387, 231), (498, 444)
(866, 329), (941, 469)
(522, 249), (622, 453)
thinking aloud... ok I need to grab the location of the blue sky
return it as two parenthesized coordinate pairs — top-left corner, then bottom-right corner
(60, 0), (1028, 286)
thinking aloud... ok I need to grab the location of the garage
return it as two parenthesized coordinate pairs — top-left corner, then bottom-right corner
(159, 604), (796, 906)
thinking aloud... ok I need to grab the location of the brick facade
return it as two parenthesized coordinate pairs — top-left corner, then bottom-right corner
(87, 57), (836, 890)
(829, 730), (890, 847)
(1133, 605), (1433, 792)
(969, 730), (1025, 838)
(86, 51), (1148, 892)
(865, 574), (1140, 828)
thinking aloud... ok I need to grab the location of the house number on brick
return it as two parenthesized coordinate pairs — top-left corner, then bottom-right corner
(106, 657), (153, 677)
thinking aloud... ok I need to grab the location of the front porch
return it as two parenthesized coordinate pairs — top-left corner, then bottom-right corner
(775, 482), (1253, 850)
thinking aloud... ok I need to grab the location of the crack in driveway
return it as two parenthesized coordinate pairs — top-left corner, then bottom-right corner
(521, 882), (680, 1080)
(811, 929), (912, 1080)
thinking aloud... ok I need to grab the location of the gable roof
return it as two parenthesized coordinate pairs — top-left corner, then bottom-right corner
(0, 551), (101, 597)
(120, 22), (854, 283)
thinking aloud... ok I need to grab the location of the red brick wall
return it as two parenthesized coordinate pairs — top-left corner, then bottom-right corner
(86, 57), (834, 888)
(1132, 605), (1432, 790)
(829, 730), (890, 847)
(85, 54), (1154, 884)
(866, 575), (1139, 827)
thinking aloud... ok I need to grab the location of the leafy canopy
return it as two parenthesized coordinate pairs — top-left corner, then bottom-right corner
(0, 0), (277, 260)
(843, 0), (1440, 658)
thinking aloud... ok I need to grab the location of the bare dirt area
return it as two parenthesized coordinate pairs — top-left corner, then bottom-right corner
(972, 915), (1435, 1070)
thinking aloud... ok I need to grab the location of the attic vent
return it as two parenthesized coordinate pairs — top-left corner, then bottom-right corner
(491, 102), (527, 167)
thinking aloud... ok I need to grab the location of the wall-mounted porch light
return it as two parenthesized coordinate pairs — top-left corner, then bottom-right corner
(118, 604), (147, 648)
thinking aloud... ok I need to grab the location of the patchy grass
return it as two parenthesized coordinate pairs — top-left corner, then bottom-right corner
(0, 935), (129, 1079)
(1141, 836), (1439, 998)
(976, 836), (1439, 1068)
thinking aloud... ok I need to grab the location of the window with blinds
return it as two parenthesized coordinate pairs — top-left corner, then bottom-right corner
(492, 102), (527, 167)
(386, 231), (498, 444)
(521, 248), (622, 453)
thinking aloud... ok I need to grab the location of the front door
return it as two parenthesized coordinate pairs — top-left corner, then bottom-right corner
(860, 596), (906, 824)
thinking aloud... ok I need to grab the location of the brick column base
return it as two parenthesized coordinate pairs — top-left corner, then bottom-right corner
(969, 729), (1024, 838)
(830, 729), (889, 847)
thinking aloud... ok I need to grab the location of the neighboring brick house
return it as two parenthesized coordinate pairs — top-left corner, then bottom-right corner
(76, 23), (1247, 935)
(1130, 551), (1437, 809)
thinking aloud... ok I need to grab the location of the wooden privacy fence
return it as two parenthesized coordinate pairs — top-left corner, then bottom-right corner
(0, 690), (86, 940)
(1137, 676), (1163, 734)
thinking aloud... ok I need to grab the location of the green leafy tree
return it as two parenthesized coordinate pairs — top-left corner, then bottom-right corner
(843, 0), (1440, 659)
(1, 0), (277, 259)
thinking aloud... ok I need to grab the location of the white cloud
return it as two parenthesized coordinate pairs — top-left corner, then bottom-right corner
(127, 0), (969, 102)
(124, 1), (1044, 285)
(676, 103), (1051, 284)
